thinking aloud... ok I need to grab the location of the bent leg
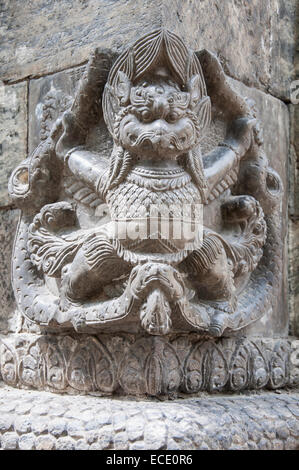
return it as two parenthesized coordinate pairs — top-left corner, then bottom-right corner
(60, 233), (131, 306)
(181, 232), (236, 307)
(181, 232), (237, 336)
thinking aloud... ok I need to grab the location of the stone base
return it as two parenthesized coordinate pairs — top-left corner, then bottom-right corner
(0, 333), (298, 397)
(0, 383), (298, 450)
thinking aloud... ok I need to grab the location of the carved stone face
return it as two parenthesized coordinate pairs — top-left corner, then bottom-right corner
(115, 74), (200, 160)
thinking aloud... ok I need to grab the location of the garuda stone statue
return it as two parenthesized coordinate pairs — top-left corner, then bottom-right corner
(8, 29), (282, 339)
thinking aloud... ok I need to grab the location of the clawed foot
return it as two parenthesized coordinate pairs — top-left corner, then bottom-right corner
(59, 294), (86, 331)
(59, 292), (82, 312)
(70, 309), (86, 332)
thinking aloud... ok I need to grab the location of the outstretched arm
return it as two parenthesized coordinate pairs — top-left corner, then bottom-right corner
(203, 117), (255, 193)
(64, 147), (109, 194)
(55, 111), (109, 196)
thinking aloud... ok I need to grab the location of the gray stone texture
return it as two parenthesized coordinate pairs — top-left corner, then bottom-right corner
(0, 0), (297, 338)
(289, 218), (299, 336)
(288, 9), (299, 335)
(1, 333), (297, 396)
(0, 1), (296, 102)
(28, 66), (84, 153)
(0, 0), (297, 450)
(0, 209), (19, 334)
(0, 81), (27, 207)
(23, 66), (290, 338)
(0, 384), (298, 450)
(163, 0), (296, 101)
(0, 0), (162, 83)
(227, 78), (289, 336)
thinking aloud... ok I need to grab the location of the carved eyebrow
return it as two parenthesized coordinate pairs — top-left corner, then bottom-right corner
(167, 93), (190, 107)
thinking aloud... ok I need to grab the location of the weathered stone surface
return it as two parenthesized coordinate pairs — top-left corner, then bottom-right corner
(9, 30), (284, 344)
(24, 58), (292, 341)
(0, 0), (162, 83)
(0, 383), (298, 450)
(48, 418), (66, 437)
(35, 435), (56, 451)
(0, 209), (19, 334)
(269, 0), (297, 100)
(0, 431), (19, 450)
(289, 220), (299, 336)
(289, 101), (299, 336)
(0, 81), (27, 206)
(30, 418), (48, 437)
(1, 333), (298, 396)
(18, 433), (36, 450)
(289, 104), (299, 216)
(227, 77), (289, 336)
(227, 78), (289, 184)
(1, 1), (295, 101)
(28, 66), (84, 154)
(0, 414), (13, 432)
(163, 0), (296, 101)
(14, 416), (31, 434)
(55, 436), (76, 451)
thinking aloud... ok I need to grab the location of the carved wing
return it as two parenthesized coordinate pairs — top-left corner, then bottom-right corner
(206, 166), (239, 203)
(63, 174), (103, 211)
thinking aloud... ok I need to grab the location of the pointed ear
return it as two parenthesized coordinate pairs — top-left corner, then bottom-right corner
(187, 74), (202, 110)
(114, 71), (132, 106)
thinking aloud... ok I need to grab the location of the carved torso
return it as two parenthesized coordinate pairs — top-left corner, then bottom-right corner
(105, 164), (202, 261)
(107, 166), (201, 217)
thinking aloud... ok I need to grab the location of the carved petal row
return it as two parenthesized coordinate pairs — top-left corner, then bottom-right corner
(0, 335), (297, 396)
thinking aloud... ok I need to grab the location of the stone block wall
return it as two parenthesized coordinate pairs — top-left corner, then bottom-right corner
(289, 6), (299, 336)
(0, 0), (298, 336)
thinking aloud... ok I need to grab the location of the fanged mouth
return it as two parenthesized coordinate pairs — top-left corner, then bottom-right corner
(131, 131), (186, 151)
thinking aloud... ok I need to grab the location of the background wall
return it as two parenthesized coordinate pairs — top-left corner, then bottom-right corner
(289, 6), (299, 336)
(0, 0), (298, 335)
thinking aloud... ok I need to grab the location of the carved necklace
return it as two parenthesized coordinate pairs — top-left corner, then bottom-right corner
(127, 166), (192, 191)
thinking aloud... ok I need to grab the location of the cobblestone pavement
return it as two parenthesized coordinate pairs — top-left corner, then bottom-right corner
(0, 384), (298, 450)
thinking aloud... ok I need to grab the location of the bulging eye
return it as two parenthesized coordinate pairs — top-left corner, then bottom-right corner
(128, 133), (136, 144)
(167, 112), (179, 123)
(141, 110), (152, 122)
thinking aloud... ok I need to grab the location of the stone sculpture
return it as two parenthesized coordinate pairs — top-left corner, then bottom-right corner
(8, 29), (282, 336)
(4, 29), (288, 396)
